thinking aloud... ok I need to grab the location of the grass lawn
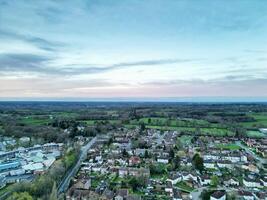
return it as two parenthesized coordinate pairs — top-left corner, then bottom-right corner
(246, 130), (266, 138)
(200, 128), (235, 136)
(240, 113), (267, 128)
(175, 181), (194, 192)
(215, 143), (241, 150)
(0, 184), (13, 196)
(56, 112), (80, 118)
(179, 135), (192, 145)
(19, 117), (50, 125)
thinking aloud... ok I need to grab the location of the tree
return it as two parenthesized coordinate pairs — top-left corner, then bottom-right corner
(7, 192), (33, 200)
(140, 123), (146, 131)
(173, 155), (181, 169)
(144, 150), (149, 158)
(169, 148), (175, 160)
(128, 177), (139, 191)
(49, 182), (57, 200)
(211, 175), (219, 187)
(192, 153), (204, 173)
(107, 137), (113, 146)
(149, 163), (166, 175)
(128, 176), (146, 191)
(122, 149), (129, 157)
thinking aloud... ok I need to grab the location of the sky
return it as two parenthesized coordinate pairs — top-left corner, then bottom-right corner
(0, 0), (267, 101)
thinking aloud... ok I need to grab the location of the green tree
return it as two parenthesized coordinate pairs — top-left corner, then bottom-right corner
(122, 149), (129, 157)
(169, 148), (175, 161)
(7, 192), (33, 200)
(128, 176), (146, 191)
(49, 182), (57, 200)
(140, 123), (146, 131)
(192, 153), (204, 173)
(173, 155), (181, 169)
(211, 175), (219, 187)
(144, 150), (149, 158)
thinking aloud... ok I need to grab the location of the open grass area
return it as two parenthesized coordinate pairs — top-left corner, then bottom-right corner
(0, 184), (13, 197)
(240, 113), (267, 128)
(179, 135), (192, 145)
(215, 143), (241, 150)
(200, 128), (235, 136)
(53, 112), (80, 118)
(175, 181), (194, 192)
(19, 117), (51, 125)
(246, 130), (266, 138)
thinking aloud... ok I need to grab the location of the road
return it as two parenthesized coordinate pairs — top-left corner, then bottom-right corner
(58, 136), (98, 194)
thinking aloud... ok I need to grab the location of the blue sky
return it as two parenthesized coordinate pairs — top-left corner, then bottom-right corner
(0, 0), (267, 100)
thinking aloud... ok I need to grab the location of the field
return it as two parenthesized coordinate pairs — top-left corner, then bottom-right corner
(246, 130), (266, 138)
(19, 116), (51, 126)
(240, 113), (267, 128)
(179, 135), (192, 145)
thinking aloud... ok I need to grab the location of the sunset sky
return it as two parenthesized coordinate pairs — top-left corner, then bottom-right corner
(0, 0), (267, 100)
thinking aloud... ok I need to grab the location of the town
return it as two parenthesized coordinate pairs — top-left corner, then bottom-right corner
(0, 102), (266, 200)
(66, 127), (267, 200)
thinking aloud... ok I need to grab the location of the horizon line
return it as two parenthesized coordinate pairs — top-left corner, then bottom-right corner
(0, 96), (267, 103)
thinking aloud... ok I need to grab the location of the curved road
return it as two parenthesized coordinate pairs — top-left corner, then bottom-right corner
(58, 136), (98, 194)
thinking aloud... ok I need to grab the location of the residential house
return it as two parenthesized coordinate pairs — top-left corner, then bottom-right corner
(199, 175), (211, 186)
(243, 177), (263, 188)
(173, 189), (183, 200)
(223, 178), (239, 187)
(237, 191), (254, 200)
(210, 191), (226, 200)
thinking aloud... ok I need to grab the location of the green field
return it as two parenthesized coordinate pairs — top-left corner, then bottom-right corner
(246, 130), (266, 138)
(19, 117), (51, 125)
(53, 112), (80, 118)
(175, 181), (194, 192)
(179, 135), (192, 145)
(240, 113), (267, 128)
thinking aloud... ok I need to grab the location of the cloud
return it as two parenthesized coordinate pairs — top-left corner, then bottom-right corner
(0, 54), (201, 77)
(64, 58), (201, 74)
(244, 49), (267, 54)
(0, 53), (50, 72)
(0, 29), (64, 52)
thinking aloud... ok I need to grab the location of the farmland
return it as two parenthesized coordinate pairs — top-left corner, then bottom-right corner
(239, 113), (267, 128)
(19, 116), (51, 126)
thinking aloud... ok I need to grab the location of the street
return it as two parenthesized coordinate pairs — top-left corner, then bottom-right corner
(57, 136), (98, 194)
